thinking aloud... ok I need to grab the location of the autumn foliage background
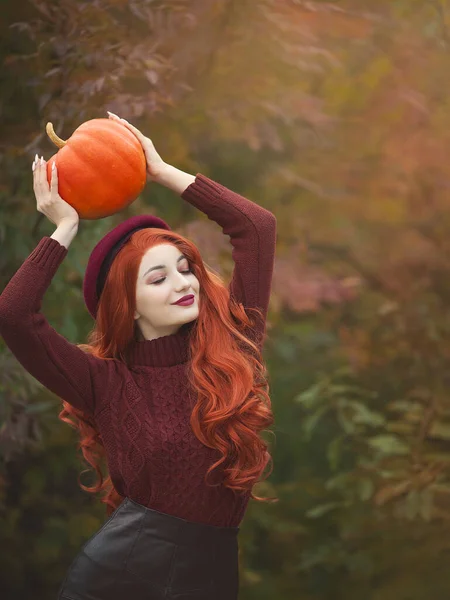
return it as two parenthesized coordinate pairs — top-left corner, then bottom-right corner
(2, 0), (450, 598)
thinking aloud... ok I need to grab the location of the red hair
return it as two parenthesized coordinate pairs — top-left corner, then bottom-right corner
(59, 228), (277, 515)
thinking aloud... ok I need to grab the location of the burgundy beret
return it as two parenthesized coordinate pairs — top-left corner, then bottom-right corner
(83, 215), (172, 320)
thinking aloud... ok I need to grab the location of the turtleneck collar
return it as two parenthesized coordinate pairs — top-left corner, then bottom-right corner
(125, 321), (194, 368)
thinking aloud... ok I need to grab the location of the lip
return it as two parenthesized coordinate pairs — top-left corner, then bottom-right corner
(172, 294), (195, 305)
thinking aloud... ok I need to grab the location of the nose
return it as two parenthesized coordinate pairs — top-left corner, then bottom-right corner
(174, 272), (191, 291)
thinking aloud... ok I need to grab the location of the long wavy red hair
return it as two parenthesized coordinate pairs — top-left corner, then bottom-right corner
(59, 227), (277, 515)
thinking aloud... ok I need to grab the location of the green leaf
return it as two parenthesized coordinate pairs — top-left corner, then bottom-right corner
(344, 400), (386, 428)
(306, 502), (344, 519)
(327, 435), (345, 471)
(328, 385), (377, 400)
(428, 421), (450, 441)
(357, 478), (374, 502)
(302, 405), (330, 440)
(24, 400), (56, 414)
(420, 488), (434, 522)
(404, 489), (421, 520)
(337, 409), (357, 434)
(326, 472), (352, 492)
(295, 381), (326, 409)
(368, 435), (409, 456)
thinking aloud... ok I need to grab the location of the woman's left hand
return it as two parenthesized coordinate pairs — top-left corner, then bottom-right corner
(107, 112), (167, 182)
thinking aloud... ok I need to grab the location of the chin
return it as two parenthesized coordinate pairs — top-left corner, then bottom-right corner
(183, 313), (199, 324)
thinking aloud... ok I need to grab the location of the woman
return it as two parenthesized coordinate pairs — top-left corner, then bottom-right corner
(0, 113), (277, 600)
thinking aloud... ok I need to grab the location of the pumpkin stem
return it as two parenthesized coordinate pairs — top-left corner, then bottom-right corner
(46, 122), (67, 148)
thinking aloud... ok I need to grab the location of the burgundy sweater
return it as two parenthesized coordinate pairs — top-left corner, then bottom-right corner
(0, 174), (276, 528)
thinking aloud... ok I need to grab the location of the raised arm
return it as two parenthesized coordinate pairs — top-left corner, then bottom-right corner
(0, 158), (105, 417)
(156, 164), (277, 349)
(176, 169), (277, 322)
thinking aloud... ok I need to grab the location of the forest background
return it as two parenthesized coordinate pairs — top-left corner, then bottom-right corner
(2, 1), (450, 598)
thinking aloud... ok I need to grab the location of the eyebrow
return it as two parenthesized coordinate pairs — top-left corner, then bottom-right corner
(142, 254), (188, 278)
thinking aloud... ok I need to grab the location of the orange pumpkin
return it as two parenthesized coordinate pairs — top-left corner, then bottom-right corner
(45, 118), (147, 220)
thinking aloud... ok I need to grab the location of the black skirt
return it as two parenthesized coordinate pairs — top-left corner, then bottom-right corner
(57, 497), (240, 600)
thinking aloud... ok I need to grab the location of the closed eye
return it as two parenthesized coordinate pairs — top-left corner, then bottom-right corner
(151, 269), (192, 285)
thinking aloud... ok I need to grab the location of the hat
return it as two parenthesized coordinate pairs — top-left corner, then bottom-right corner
(83, 215), (172, 319)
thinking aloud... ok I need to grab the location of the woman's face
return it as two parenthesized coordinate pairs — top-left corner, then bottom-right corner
(134, 243), (200, 341)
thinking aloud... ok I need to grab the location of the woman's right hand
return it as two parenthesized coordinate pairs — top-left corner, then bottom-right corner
(106, 112), (167, 182)
(33, 154), (80, 227)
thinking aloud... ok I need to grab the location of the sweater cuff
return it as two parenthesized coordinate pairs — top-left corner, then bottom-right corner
(28, 236), (68, 270)
(181, 173), (225, 204)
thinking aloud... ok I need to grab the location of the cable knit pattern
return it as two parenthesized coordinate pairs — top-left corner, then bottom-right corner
(0, 174), (276, 527)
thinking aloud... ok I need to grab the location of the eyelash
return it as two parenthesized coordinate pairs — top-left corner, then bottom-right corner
(151, 269), (192, 285)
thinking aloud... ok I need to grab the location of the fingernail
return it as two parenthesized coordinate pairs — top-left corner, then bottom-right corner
(40, 156), (44, 164)
(35, 153), (38, 162)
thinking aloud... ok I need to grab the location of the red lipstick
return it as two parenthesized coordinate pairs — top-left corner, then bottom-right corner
(173, 294), (195, 306)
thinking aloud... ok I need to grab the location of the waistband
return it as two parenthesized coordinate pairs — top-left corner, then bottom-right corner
(122, 497), (240, 546)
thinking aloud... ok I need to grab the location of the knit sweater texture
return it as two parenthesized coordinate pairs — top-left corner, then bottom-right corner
(0, 174), (276, 528)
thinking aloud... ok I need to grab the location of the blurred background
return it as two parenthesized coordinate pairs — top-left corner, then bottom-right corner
(2, 0), (450, 598)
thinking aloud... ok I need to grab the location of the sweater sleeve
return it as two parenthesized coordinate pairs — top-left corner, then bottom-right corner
(0, 236), (104, 417)
(181, 174), (277, 343)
